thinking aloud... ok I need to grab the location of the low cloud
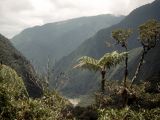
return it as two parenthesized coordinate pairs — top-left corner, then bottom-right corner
(0, 0), (154, 38)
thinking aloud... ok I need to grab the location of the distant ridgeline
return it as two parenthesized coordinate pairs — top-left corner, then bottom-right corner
(12, 14), (125, 72)
(0, 34), (42, 98)
(51, 0), (160, 97)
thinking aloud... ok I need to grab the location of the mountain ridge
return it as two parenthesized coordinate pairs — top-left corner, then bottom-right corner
(52, 0), (160, 97)
(0, 33), (42, 98)
(12, 14), (125, 72)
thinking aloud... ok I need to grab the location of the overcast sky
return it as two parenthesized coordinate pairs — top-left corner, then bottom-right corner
(0, 0), (154, 38)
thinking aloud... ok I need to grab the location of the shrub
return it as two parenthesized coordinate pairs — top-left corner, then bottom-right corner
(0, 64), (72, 120)
(98, 107), (160, 120)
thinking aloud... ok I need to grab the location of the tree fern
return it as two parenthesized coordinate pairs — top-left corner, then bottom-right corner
(74, 56), (100, 71)
(112, 29), (132, 89)
(74, 51), (127, 93)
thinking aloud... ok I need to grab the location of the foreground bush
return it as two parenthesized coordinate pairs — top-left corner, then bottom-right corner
(98, 107), (160, 120)
(0, 64), (71, 120)
(0, 64), (160, 120)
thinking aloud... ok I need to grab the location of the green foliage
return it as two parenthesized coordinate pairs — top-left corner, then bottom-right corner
(98, 51), (127, 69)
(0, 64), (28, 119)
(96, 82), (160, 119)
(0, 64), (28, 98)
(74, 51), (127, 71)
(51, 1), (160, 97)
(131, 19), (160, 87)
(74, 56), (100, 71)
(1, 19), (160, 120)
(94, 80), (124, 108)
(112, 29), (132, 47)
(74, 51), (127, 93)
(98, 108), (160, 120)
(0, 34), (43, 98)
(0, 64), (71, 120)
(112, 28), (132, 90)
(139, 19), (160, 49)
(94, 79), (160, 108)
(11, 92), (70, 120)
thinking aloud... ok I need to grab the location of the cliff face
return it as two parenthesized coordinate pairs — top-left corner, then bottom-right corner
(0, 34), (42, 98)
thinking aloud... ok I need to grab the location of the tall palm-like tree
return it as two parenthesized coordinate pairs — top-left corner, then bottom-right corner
(112, 29), (132, 87)
(130, 19), (160, 88)
(74, 51), (127, 93)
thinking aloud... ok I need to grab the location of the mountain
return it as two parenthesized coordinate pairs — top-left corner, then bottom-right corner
(0, 34), (42, 98)
(12, 14), (124, 72)
(52, 0), (160, 97)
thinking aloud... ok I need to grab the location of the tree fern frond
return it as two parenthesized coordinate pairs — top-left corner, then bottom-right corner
(98, 51), (127, 69)
(74, 56), (100, 71)
(74, 51), (127, 71)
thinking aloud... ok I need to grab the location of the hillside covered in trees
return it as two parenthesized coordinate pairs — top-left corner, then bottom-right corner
(0, 0), (160, 119)
(12, 14), (124, 72)
(0, 34), (42, 98)
(0, 18), (160, 119)
(51, 0), (160, 98)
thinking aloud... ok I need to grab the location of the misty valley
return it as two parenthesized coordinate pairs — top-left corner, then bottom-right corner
(0, 0), (160, 119)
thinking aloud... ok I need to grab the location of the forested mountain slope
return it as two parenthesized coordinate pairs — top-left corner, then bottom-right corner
(0, 34), (42, 97)
(52, 0), (160, 97)
(12, 14), (124, 71)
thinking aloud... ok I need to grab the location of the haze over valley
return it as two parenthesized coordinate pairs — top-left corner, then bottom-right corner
(0, 0), (160, 119)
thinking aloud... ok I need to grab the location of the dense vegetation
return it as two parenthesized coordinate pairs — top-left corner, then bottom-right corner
(0, 64), (159, 119)
(51, 0), (160, 97)
(0, 64), (71, 120)
(74, 51), (127, 93)
(0, 1), (160, 119)
(1, 19), (160, 120)
(0, 34), (42, 98)
(73, 19), (160, 119)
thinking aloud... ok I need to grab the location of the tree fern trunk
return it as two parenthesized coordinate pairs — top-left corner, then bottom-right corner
(122, 88), (128, 107)
(101, 70), (106, 93)
(130, 50), (147, 88)
(123, 46), (129, 107)
(124, 46), (128, 88)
